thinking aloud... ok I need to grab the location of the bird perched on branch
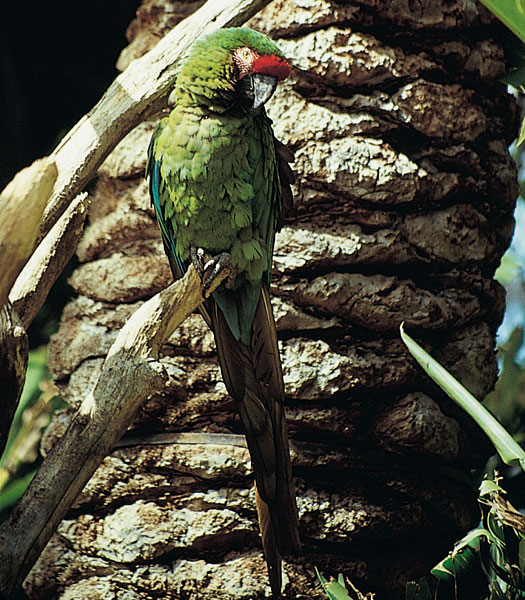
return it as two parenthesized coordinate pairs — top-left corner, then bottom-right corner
(146, 27), (301, 596)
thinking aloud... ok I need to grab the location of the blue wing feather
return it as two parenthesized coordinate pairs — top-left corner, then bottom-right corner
(149, 158), (185, 277)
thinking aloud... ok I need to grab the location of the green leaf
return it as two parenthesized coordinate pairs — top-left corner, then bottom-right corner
(325, 579), (353, 600)
(432, 546), (479, 581)
(479, 0), (525, 44)
(484, 326), (525, 434)
(0, 346), (48, 466)
(518, 115), (525, 147)
(0, 470), (35, 513)
(316, 569), (353, 600)
(400, 324), (525, 471)
(479, 479), (505, 497)
(494, 252), (521, 284)
(503, 64), (525, 88)
(486, 510), (506, 548)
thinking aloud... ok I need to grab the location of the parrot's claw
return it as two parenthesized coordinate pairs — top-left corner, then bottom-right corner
(190, 247), (236, 296)
(203, 252), (236, 294)
(190, 246), (206, 278)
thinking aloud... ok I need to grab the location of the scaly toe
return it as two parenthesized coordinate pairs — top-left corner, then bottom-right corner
(202, 252), (236, 295)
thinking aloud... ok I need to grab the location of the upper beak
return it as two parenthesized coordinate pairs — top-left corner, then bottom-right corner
(252, 73), (278, 110)
(238, 73), (278, 112)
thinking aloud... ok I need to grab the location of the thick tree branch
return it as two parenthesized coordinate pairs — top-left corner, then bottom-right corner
(38, 0), (273, 245)
(0, 265), (226, 596)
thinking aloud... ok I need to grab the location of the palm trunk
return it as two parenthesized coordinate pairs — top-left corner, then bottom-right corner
(26, 1), (517, 598)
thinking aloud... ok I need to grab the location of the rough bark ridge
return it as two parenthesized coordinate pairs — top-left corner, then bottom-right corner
(27, 1), (517, 598)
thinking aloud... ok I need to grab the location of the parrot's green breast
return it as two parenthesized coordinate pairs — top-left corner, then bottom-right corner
(152, 105), (274, 283)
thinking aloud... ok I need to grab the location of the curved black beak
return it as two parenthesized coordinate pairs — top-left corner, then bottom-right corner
(238, 73), (278, 112)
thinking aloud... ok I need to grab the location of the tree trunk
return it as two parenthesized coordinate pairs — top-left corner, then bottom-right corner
(25, 1), (517, 598)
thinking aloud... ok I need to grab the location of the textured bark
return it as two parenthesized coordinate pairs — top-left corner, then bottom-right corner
(26, 1), (518, 599)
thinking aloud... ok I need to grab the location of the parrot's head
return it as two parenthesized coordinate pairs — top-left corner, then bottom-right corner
(175, 27), (291, 112)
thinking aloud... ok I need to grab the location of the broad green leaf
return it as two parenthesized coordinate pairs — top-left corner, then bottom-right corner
(400, 324), (525, 471)
(480, 0), (525, 43)
(431, 527), (485, 580)
(432, 546), (479, 581)
(503, 65), (525, 88)
(316, 570), (337, 600)
(316, 569), (353, 600)
(324, 580), (353, 600)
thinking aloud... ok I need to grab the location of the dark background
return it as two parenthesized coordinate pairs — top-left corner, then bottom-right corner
(0, 1), (140, 190)
(1, 1), (141, 345)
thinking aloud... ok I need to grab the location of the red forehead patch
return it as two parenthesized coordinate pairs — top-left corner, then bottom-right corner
(252, 55), (291, 81)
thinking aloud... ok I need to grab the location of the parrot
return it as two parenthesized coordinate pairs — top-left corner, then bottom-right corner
(146, 27), (301, 596)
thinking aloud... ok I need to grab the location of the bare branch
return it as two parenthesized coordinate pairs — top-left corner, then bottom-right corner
(0, 265), (226, 594)
(10, 193), (89, 329)
(0, 158), (57, 307)
(0, 303), (28, 458)
(38, 0), (273, 245)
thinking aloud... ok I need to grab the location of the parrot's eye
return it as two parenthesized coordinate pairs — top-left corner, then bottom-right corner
(240, 48), (253, 60)
(233, 46), (258, 78)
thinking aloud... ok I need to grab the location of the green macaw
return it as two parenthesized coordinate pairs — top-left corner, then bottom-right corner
(146, 27), (301, 596)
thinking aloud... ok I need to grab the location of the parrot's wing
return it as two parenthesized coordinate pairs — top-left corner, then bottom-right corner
(147, 120), (215, 330)
(254, 115), (295, 287)
(275, 136), (295, 230)
(146, 120), (185, 280)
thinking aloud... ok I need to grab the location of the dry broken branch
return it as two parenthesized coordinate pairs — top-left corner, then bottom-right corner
(10, 193), (89, 329)
(0, 265), (226, 595)
(0, 158), (57, 308)
(38, 0), (273, 245)
(0, 303), (28, 458)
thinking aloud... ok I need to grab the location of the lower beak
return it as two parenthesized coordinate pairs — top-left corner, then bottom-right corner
(238, 73), (278, 111)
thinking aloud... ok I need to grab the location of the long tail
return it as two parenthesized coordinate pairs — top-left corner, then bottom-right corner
(208, 285), (301, 596)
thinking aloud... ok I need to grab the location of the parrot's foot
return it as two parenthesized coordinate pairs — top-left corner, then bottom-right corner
(190, 246), (236, 295)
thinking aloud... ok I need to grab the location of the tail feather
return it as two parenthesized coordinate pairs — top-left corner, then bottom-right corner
(209, 285), (301, 593)
(255, 483), (282, 598)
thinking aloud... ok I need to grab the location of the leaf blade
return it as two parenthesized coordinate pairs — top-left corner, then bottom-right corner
(399, 324), (525, 470)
